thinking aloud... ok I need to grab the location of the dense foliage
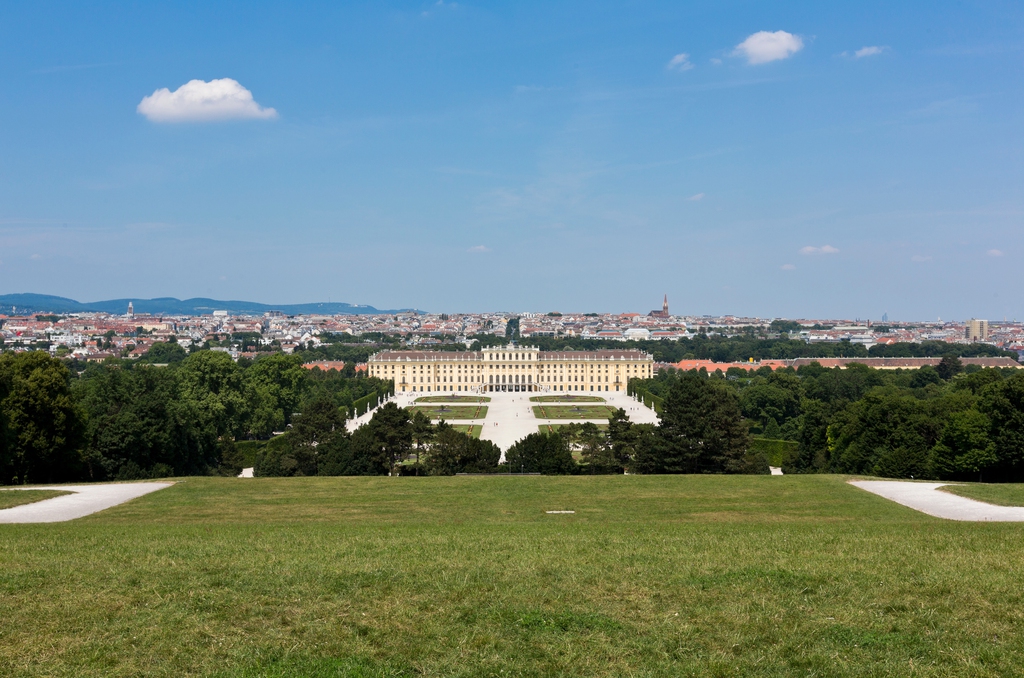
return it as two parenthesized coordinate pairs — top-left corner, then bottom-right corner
(4, 345), (1024, 484)
(632, 360), (1024, 481)
(484, 335), (1017, 364)
(0, 350), (390, 484)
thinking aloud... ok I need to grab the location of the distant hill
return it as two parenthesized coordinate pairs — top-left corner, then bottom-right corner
(0, 294), (420, 316)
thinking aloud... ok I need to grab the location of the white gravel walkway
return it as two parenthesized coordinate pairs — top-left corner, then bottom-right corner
(849, 480), (1024, 521)
(0, 482), (172, 524)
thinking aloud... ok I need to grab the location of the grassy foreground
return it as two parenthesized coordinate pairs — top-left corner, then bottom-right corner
(941, 483), (1024, 507)
(0, 489), (69, 510)
(2, 475), (1024, 677)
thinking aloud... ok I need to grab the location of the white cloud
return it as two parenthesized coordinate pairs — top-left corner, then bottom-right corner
(710, 58), (723, 65)
(733, 31), (803, 65)
(29, 253), (41, 260)
(911, 255), (932, 262)
(137, 78), (278, 123)
(468, 245), (491, 253)
(667, 53), (694, 71)
(780, 263), (795, 270)
(687, 192), (705, 201)
(854, 45), (886, 58)
(987, 248), (1004, 257)
(799, 245), (839, 255)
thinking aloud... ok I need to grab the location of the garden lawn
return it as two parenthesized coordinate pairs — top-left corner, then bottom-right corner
(2, 475), (1024, 677)
(941, 483), (1024, 507)
(529, 396), (605, 403)
(532, 404), (618, 420)
(0, 489), (69, 510)
(405, 405), (487, 420)
(450, 424), (482, 439)
(414, 396), (490, 404)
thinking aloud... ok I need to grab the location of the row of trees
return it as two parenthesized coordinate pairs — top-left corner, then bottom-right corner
(296, 331), (1015, 367)
(0, 348), (389, 484)
(4, 344), (1023, 483)
(633, 358), (1024, 482)
(255, 370), (768, 476)
(254, 403), (503, 477)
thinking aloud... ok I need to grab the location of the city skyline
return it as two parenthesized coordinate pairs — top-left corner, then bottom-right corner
(0, 2), (1021, 318)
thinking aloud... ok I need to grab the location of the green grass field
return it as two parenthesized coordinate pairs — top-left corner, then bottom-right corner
(406, 405), (488, 420)
(414, 396), (490, 404)
(941, 483), (1024, 507)
(539, 423), (608, 434)
(532, 404), (618, 420)
(450, 424), (482, 439)
(529, 395), (606, 403)
(0, 489), (69, 510)
(3, 475), (1024, 677)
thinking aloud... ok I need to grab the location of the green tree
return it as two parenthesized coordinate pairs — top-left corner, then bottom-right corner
(929, 409), (997, 480)
(73, 364), (186, 479)
(176, 350), (246, 439)
(424, 422), (501, 475)
(505, 432), (577, 474)
(640, 371), (759, 474)
(411, 410), (434, 464)
(244, 353), (307, 437)
(828, 388), (940, 478)
(577, 422), (618, 473)
(980, 372), (1024, 481)
(140, 341), (187, 364)
(0, 352), (84, 484)
(937, 354), (964, 381)
(367, 402), (412, 472)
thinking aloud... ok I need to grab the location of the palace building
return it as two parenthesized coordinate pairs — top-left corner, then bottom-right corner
(367, 344), (654, 393)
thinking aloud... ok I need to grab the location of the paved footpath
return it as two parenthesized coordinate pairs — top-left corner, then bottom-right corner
(0, 482), (172, 524)
(850, 480), (1024, 521)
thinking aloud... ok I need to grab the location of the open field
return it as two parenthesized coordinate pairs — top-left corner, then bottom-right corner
(539, 423), (608, 434)
(450, 424), (482, 439)
(406, 405), (488, 420)
(3, 475), (1024, 676)
(532, 404), (619, 420)
(529, 395), (606, 403)
(0, 489), (69, 510)
(942, 483), (1024, 507)
(414, 396), (490, 404)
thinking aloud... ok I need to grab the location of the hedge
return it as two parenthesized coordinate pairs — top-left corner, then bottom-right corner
(627, 380), (664, 414)
(347, 382), (395, 419)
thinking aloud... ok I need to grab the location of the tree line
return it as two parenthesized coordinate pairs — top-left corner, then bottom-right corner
(254, 370), (768, 477)
(0, 348), (388, 485)
(633, 357), (1024, 481)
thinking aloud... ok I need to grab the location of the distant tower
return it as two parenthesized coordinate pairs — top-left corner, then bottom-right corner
(882, 312), (888, 323)
(127, 301), (134, 319)
(966, 319), (988, 341)
(648, 295), (670, 319)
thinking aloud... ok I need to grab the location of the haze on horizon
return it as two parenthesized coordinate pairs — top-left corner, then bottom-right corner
(0, 2), (1021, 321)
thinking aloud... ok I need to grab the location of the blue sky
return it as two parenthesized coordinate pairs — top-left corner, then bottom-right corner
(0, 1), (1021, 319)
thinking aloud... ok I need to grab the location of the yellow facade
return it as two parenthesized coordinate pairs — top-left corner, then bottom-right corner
(367, 344), (654, 393)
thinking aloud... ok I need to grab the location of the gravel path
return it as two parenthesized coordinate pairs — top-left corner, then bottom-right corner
(0, 482), (172, 524)
(849, 480), (1024, 521)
